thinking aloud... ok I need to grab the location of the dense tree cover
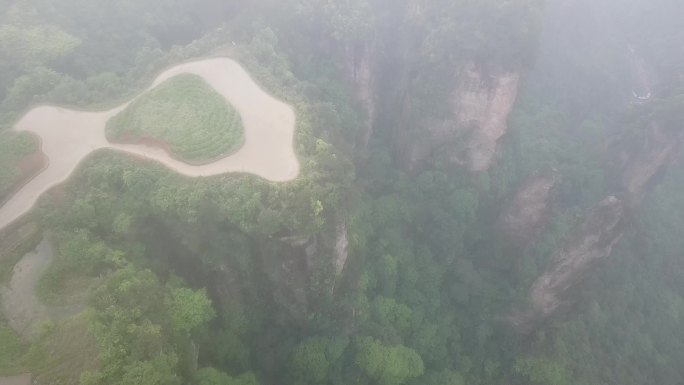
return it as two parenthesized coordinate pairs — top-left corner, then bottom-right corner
(36, 229), (125, 305)
(80, 265), (214, 385)
(195, 367), (260, 385)
(0, 0), (683, 384)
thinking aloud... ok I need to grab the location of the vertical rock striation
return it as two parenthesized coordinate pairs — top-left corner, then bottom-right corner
(452, 64), (521, 171)
(511, 196), (625, 331)
(498, 172), (559, 248)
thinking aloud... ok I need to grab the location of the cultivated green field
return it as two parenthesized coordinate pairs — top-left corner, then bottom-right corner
(106, 74), (244, 163)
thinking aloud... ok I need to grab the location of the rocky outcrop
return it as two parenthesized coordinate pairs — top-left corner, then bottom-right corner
(621, 122), (684, 206)
(628, 45), (655, 100)
(334, 220), (349, 275)
(400, 63), (521, 173)
(498, 172), (559, 247)
(451, 63), (521, 171)
(345, 43), (376, 148)
(511, 196), (625, 331)
(505, 0), (683, 333)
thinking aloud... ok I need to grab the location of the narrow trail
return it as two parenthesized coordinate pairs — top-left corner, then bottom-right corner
(0, 58), (299, 232)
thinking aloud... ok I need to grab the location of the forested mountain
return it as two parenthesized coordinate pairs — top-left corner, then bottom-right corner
(0, 0), (683, 384)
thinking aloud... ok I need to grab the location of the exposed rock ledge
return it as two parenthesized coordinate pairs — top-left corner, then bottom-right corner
(453, 63), (520, 171)
(409, 63), (521, 172)
(345, 43), (375, 149)
(498, 172), (559, 247)
(511, 196), (624, 331)
(621, 122), (684, 207)
(511, 110), (683, 330)
(334, 220), (349, 275)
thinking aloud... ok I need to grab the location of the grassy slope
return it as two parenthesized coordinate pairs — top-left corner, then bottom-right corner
(106, 74), (244, 163)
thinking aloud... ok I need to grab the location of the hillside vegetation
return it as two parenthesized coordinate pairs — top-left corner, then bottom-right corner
(0, 0), (683, 385)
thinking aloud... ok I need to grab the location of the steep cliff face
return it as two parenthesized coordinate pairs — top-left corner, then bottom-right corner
(345, 0), (536, 173)
(621, 122), (684, 207)
(512, 117), (684, 330)
(504, 0), (684, 331)
(451, 64), (521, 171)
(511, 196), (625, 331)
(397, 63), (521, 172)
(345, 43), (376, 148)
(498, 172), (559, 247)
(511, 98), (684, 329)
(334, 220), (349, 275)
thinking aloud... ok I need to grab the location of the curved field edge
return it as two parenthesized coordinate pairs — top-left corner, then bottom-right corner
(0, 132), (45, 203)
(105, 74), (245, 164)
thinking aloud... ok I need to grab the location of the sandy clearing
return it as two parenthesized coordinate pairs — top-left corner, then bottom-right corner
(0, 58), (299, 231)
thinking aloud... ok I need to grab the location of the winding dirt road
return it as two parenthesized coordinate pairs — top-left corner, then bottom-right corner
(0, 58), (299, 231)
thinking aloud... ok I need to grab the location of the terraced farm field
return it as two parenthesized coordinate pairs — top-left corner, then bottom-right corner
(106, 74), (244, 163)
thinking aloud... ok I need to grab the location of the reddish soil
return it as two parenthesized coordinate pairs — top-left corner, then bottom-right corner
(112, 133), (173, 154)
(109, 134), (187, 165)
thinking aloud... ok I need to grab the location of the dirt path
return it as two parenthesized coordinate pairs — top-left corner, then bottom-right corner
(0, 374), (31, 385)
(0, 238), (79, 338)
(0, 58), (299, 231)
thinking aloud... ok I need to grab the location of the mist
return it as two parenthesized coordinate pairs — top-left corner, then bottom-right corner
(0, 0), (683, 384)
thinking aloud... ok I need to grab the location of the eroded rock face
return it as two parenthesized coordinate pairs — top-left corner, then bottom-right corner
(345, 43), (376, 148)
(621, 122), (684, 206)
(511, 117), (682, 331)
(402, 63), (521, 172)
(452, 63), (521, 171)
(334, 220), (349, 275)
(511, 196), (624, 331)
(498, 172), (559, 247)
